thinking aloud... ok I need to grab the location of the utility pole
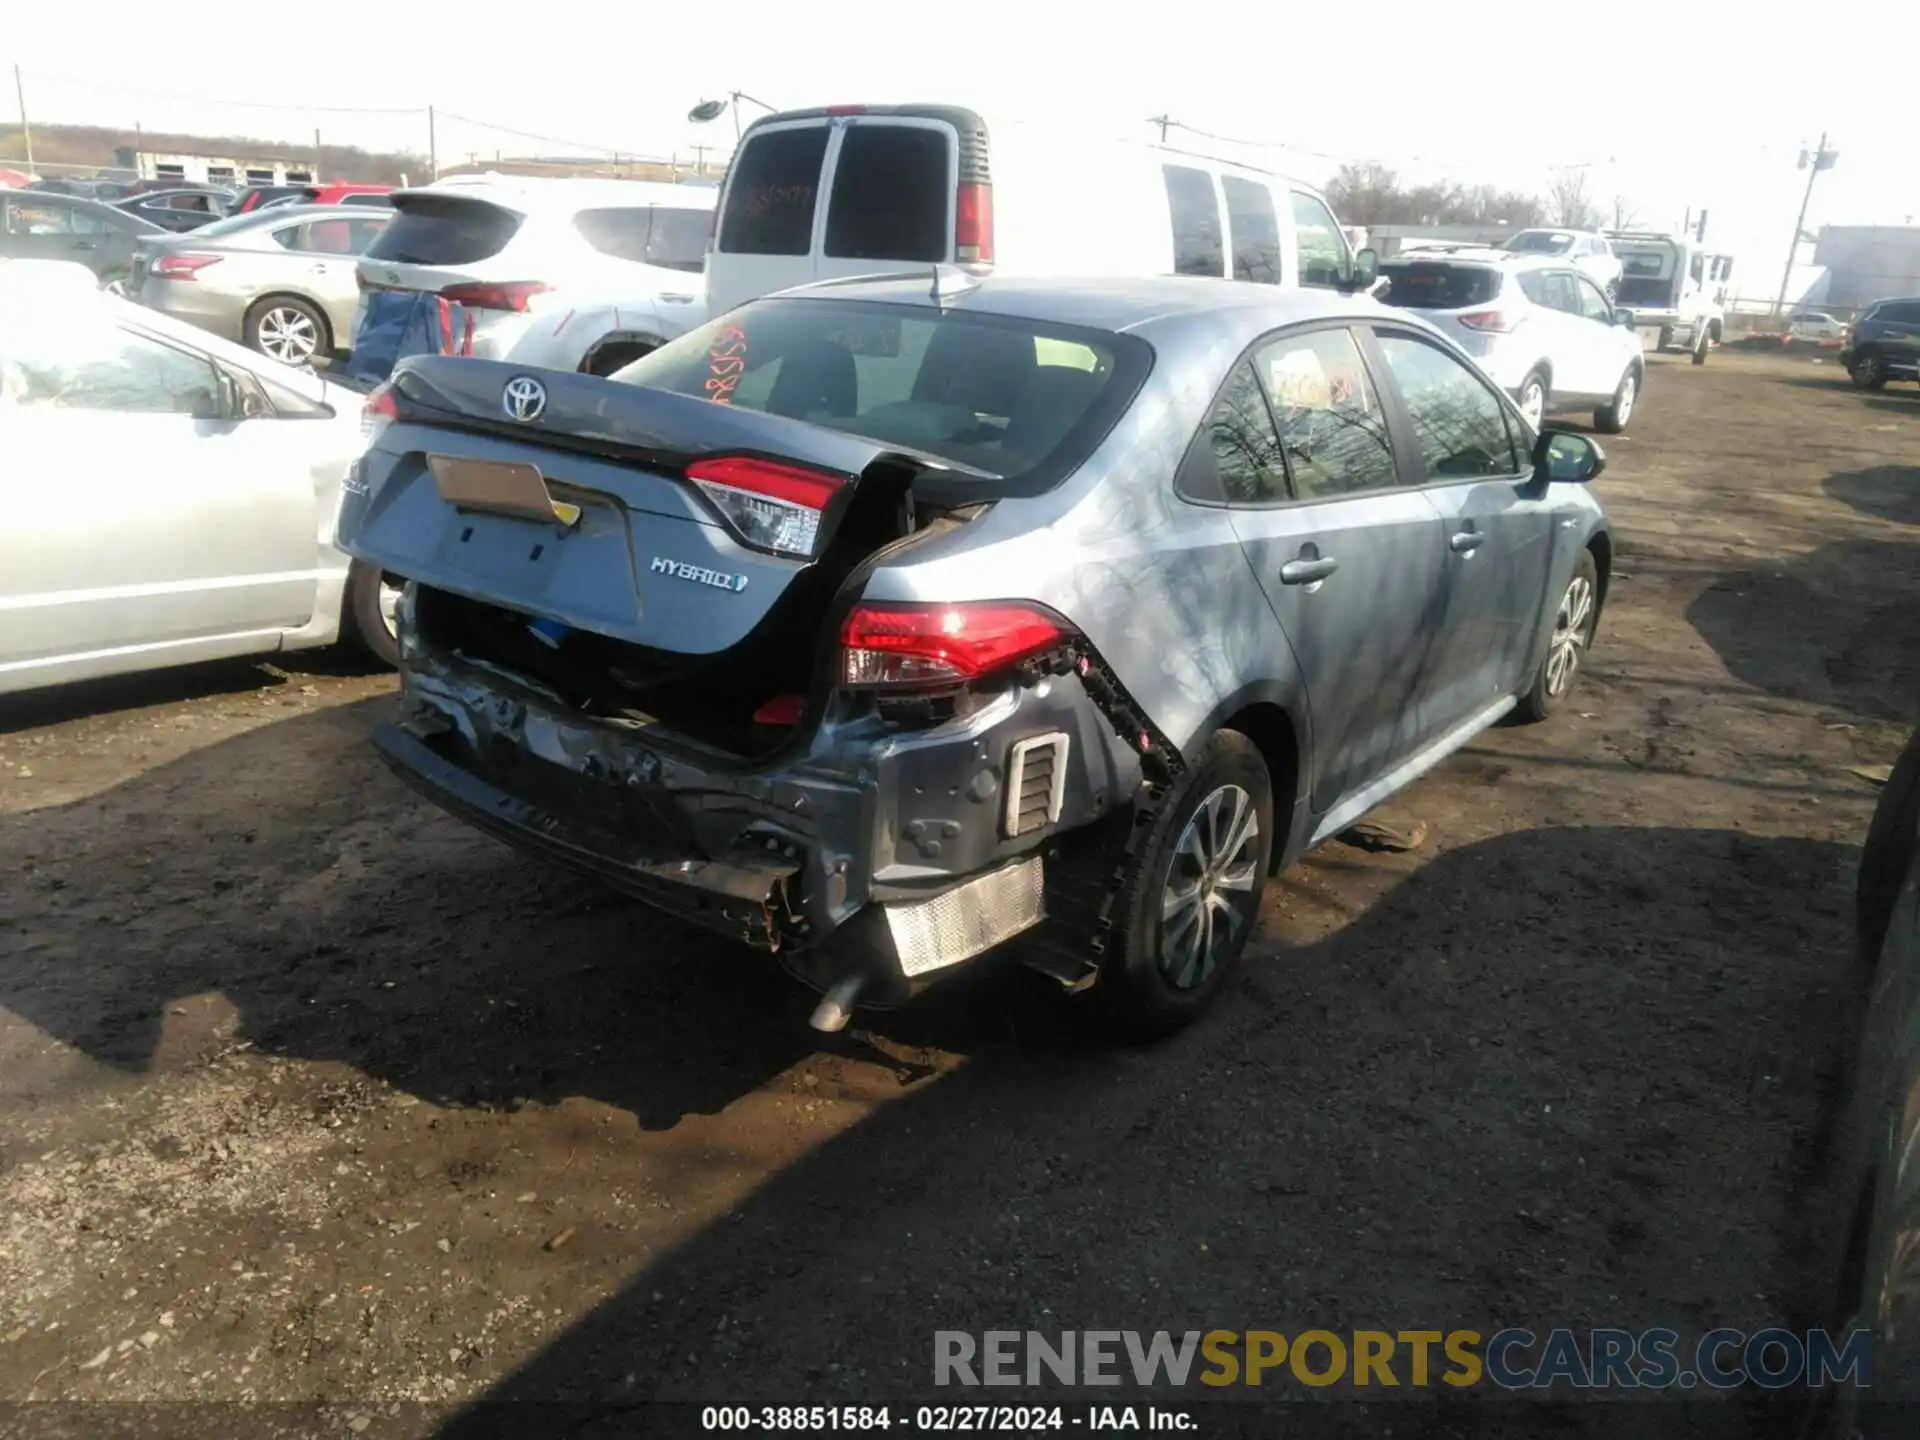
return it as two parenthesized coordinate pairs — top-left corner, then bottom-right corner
(1774, 131), (1837, 316)
(427, 105), (439, 181)
(313, 127), (322, 183)
(1148, 114), (1173, 143)
(13, 65), (33, 176)
(692, 142), (709, 177)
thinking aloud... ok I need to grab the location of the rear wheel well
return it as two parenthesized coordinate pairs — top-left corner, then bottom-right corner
(1216, 703), (1299, 872)
(581, 333), (664, 377)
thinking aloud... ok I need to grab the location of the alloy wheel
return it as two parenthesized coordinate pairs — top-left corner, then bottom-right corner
(1614, 374), (1637, 424)
(1546, 573), (1595, 697)
(377, 573), (403, 642)
(1159, 784), (1262, 990)
(1520, 380), (1546, 428)
(257, 307), (319, 366)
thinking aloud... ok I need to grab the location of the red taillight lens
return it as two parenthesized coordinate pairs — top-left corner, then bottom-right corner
(152, 254), (222, 281)
(839, 603), (1069, 689)
(437, 281), (553, 313)
(955, 182), (994, 265)
(752, 694), (806, 726)
(1457, 308), (1520, 333)
(686, 455), (844, 559)
(361, 381), (399, 446)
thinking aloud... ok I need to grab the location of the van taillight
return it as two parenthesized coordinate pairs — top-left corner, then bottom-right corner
(956, 182), (994, 265)
(438, 281), (552, 313)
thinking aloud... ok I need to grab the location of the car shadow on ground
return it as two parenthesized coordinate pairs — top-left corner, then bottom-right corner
(0, 700), (1862, 1436)
(0, 652), (389, 736)
(1823, 467), (1920, 527)
(1688, 534), (1920, 723)
(416, 824), (1853, 1440)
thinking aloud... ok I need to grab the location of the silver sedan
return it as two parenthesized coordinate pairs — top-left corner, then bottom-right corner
(130, 206), (389, 367)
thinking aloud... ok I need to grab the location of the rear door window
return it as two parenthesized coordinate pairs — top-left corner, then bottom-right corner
(1289, 191), (1350, 288)
(365, 196), (523, 265)
(1221, 176), (1282, 285)
(719, 126), (830, 256)
(1162, 165), (1223, 278)
(575, 206), (711, 272)
(1382, 263), (1501, 310)
(1253, 328), (1399, 501)
(824, 125), (949, 262)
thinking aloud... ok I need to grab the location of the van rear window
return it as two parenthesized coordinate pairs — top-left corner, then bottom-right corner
(718, 128), (829, 256)
(824, 125), (949, 262)
(1380, 263), (1502, 310)
(612, 297), (1153, 497)
(365, 196), (522, 265)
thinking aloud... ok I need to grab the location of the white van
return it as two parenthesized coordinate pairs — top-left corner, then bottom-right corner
(704, 104), (1365, 316)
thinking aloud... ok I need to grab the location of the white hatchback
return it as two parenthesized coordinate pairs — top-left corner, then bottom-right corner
(1378, 249), (1645, 433)
(1502, 228), (1624, 297)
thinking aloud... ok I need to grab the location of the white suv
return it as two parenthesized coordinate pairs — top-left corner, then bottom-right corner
(1501, 228), (1624, 298)
(343, 176), (713, 386)
(1379, 248), (1645, 433)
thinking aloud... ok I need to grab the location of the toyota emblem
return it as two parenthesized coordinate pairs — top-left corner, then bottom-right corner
(502, 375), (547, 423)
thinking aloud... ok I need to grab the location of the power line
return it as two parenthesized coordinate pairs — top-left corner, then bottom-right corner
(431, 110), (644, 159)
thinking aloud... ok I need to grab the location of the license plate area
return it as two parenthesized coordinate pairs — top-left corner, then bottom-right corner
(428, 455), (581, 527)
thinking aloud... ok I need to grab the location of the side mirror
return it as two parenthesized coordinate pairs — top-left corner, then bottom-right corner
(188, 371), (241, 421)
(1613, 307), (1636, 328)
(1351, 247), (1378, 286)
(1533, 428), (1606, 484)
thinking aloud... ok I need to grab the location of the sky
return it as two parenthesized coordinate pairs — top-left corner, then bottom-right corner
(7, 0), (1919, 302)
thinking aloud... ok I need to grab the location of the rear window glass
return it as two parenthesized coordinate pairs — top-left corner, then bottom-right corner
(1381, 263), (1502, 310)
(825, 125), (949, 262)
(719, 127), (829, 256)
(574, 206), (711, 272)
(1221, 176), (1282, 285)
(366, 196), (523, 265)
(1162, 165), (1222, 278)
(613, 297), (1152, 496)
(1617, 247), (1672, 279)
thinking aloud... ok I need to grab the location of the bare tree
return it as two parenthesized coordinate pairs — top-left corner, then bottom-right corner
(1547, 169), (1601, 229)
(1326, 161), (1544, 229)
(1609, 195), (1643, 230)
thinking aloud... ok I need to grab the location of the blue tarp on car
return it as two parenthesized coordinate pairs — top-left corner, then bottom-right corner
(344, 289), (481, 387)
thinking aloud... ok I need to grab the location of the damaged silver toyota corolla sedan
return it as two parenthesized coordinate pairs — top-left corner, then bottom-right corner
(336, 272), (1612, 1036)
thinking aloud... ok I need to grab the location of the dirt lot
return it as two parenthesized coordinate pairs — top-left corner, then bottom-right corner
(1, 352), (1917, 1437)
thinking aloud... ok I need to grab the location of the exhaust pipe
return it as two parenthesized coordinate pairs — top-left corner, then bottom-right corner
(808, 974), (865, 1033)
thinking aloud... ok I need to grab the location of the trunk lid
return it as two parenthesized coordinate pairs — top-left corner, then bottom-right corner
(338, 357), (928, 657)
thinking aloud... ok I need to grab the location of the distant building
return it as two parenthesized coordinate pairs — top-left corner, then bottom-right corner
(113, 148), (314, 187)
(434, 154), (722, 184)
(1810, 226), (1920, 308)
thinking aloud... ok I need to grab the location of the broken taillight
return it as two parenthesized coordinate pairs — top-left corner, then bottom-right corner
(839, 603), (1070, 689)
(687, 455), (844, 559)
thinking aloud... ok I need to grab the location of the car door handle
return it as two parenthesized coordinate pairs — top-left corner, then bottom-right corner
(1449, 529), (1485, 554)
(72, 241), (98, 251)
(1280, 556), (1339, 585)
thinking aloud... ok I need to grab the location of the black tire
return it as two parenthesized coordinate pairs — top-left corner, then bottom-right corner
(1593, 365), (1640, 434)
(1851, 351), (1889, 392)
(1856, 726), (1920, 969)
(1513, 549), (1600, 724)
(245, 294), (330, 368)
(1516, 368), (1549, 430)
(1079, 730), (1274, 1039)
(344, 561), (401, 669)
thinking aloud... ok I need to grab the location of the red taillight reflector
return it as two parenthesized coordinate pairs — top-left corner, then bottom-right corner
(152, 254), (222, 281)
(1457, 308), (1519, 333)
(361, 381), (399, 445)
(686, 455), (845, 559)
(955, 182), (994, 265)
(437, 280), (553, 313)
(839, 603), (1069, 689)
(825, 104), (867, 116)
(753, 694), (806, 726)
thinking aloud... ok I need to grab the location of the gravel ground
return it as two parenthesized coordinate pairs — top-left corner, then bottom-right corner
(0, 351), (1916, 1438)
